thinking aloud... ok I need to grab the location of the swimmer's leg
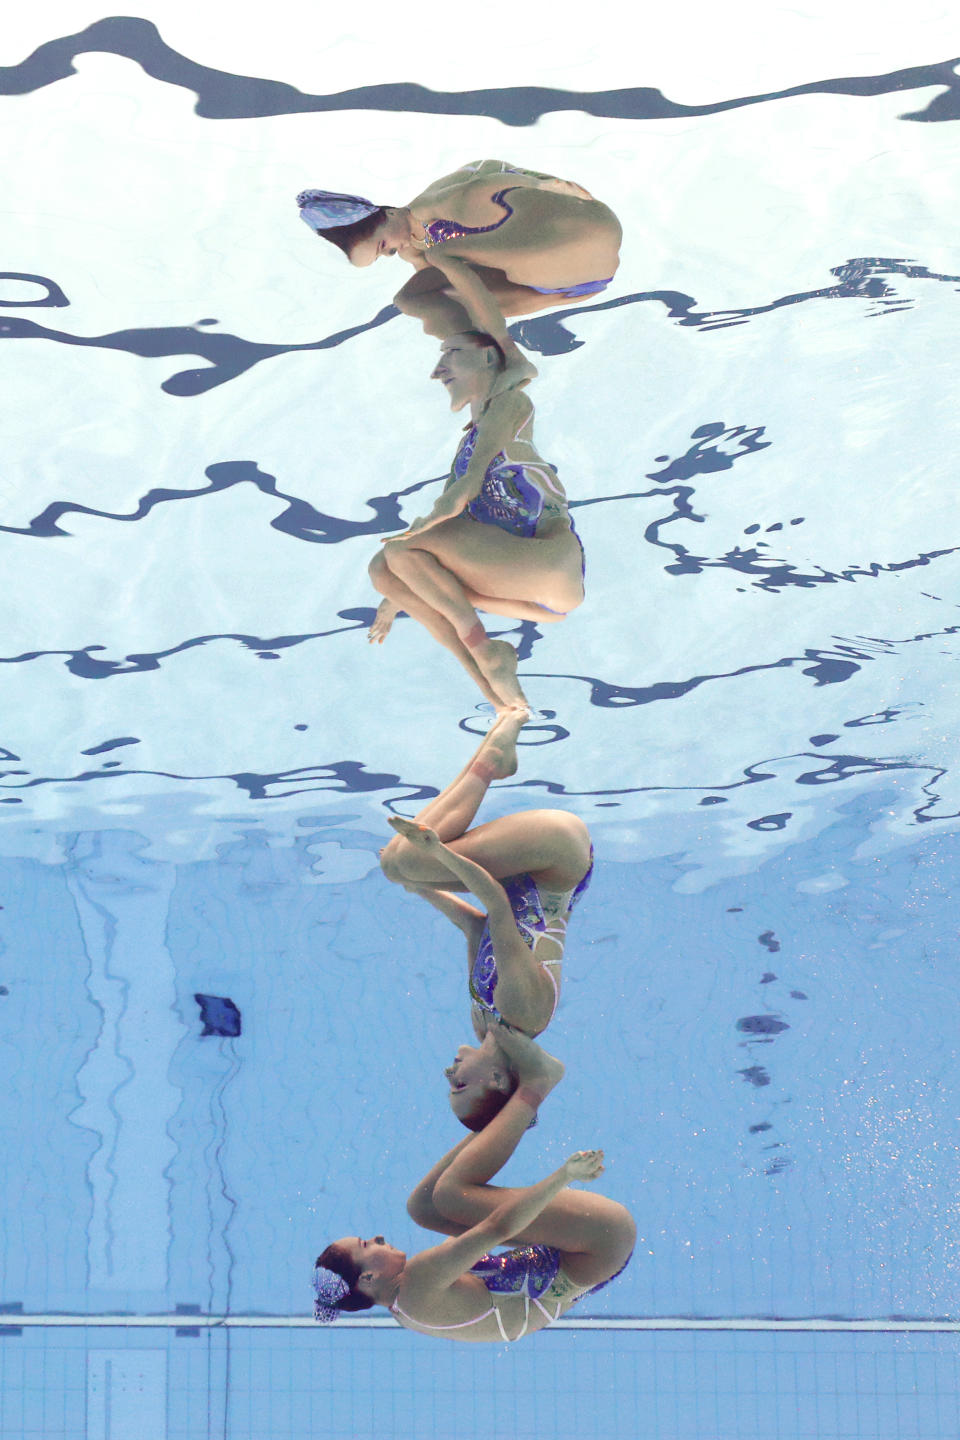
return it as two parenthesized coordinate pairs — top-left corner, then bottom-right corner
(464, 589), (568, 623)
(368, 549), (500, 707)
(381, 710), (528, 893)
(381, 544), (529, 710)
(433, 1037), (635, 1272)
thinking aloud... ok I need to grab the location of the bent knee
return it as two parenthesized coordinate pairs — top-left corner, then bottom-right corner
(610, 1205), (637, 1264)
(379, 541), (414, 576)
(565, 585), (585, 615)
(368, 549), (390, 589)
(379, 840), (404, 883)
(406, 1190), (433, 1228)
(548, 810), (592, 863)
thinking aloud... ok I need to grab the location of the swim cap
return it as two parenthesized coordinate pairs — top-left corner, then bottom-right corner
(297, 190), (379, 231)
(313, 1263), (350, 1323)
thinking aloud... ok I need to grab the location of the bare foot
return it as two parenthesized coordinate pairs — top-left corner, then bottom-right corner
(368, 599), (398, 645)
(476, 639), (529, 710)
(478, 708), (529, 779)
(490, 1022), (565, 1094)
(387, 816), (441, 848)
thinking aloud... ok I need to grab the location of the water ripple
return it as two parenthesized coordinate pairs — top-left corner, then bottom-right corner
(2, 257), (955, 387)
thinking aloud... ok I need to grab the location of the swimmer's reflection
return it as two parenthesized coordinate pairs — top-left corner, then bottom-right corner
(296, 157), (620, 346)
(367, 335), (584, 711)
(313, 1028), (635, 1340)
(378, 712), (593, 1129)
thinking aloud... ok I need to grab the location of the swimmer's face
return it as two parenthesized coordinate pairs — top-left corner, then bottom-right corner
(334, 1236), (406, 1298)
(348, 210), (409, 267)
(431, 335), (496, 411)
(444, 1042), (511, 1118)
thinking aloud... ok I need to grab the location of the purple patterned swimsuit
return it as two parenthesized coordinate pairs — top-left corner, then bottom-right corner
(446, 423), (586, 598)
(475, 1241), (633, 1303)
(471, 1244), (562, 1298)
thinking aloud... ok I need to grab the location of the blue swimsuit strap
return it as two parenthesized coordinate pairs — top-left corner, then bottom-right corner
(423, 188), (519, 246)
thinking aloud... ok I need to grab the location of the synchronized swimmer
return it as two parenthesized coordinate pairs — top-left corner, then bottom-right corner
(379, 712), (593, 1130)
(298, 157), (622, 390)
(367, 332), (585, 711)
(297, 158), (633, 1343)
(313, 1029), (635, 1342)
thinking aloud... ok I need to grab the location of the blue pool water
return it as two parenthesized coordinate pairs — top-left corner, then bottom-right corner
(2, 5), (960, 1438)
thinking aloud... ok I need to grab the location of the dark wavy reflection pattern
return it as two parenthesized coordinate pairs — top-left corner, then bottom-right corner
(515, 258), (960, 355)
(489, 740), (954, 830)
(0, 307), (399, 397)
(1, 16), (957, 124)
(594, 421), (960, 593)
(0, 463), (441, 544)
(1, 720), (952, 827)
(521, 621), (960, 710)
(0, 610), (375, 678)
(0, 761), (433, 806)
(2, 258), (954, 391)
(3, 612), (958, 708)
(3, 400), (955, 599)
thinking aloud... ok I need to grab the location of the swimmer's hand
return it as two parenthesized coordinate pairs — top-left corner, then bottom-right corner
(380, 516), (429, 544)
(563, 1150), (605, 1183)
(396, 243), (428, 266)
(368, 599), (398, 645)
(382, 493), (468, 542)
(381, 514), (438, 543)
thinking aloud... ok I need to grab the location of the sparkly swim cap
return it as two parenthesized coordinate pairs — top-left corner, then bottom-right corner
(313, 1263), (350, 1323)
(297, 190), (380, 231)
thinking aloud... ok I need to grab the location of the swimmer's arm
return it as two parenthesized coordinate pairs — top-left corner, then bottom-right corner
(485, 912), (542, 1024)
(395, 248), (431, 269)
(416, 848), (535, 1003)
(468, 389), (534, 465)
(417, 389), (532, 529)
(385, 396), (528, 539)
(388, 458), (487, 536)
(420, 250), (511, 342)
(401, 1219), (506, 1301)
(399, 884), (485, 941)
(488, 927), (544, 1027)
(422, 253), (538, 396)
(404, 1167), (572, 1296)
(413, 842), (515, 923)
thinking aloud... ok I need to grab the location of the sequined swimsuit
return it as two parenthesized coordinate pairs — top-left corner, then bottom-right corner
(390, 1245), (563, 1342)
(421, 187), (612, 298)
(447, 412), (574, 541)
(469, 853), (594, 1027)
(389, 1241), (633, 1342)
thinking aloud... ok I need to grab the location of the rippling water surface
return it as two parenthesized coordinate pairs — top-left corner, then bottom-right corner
(1, 5), (959, 1438)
